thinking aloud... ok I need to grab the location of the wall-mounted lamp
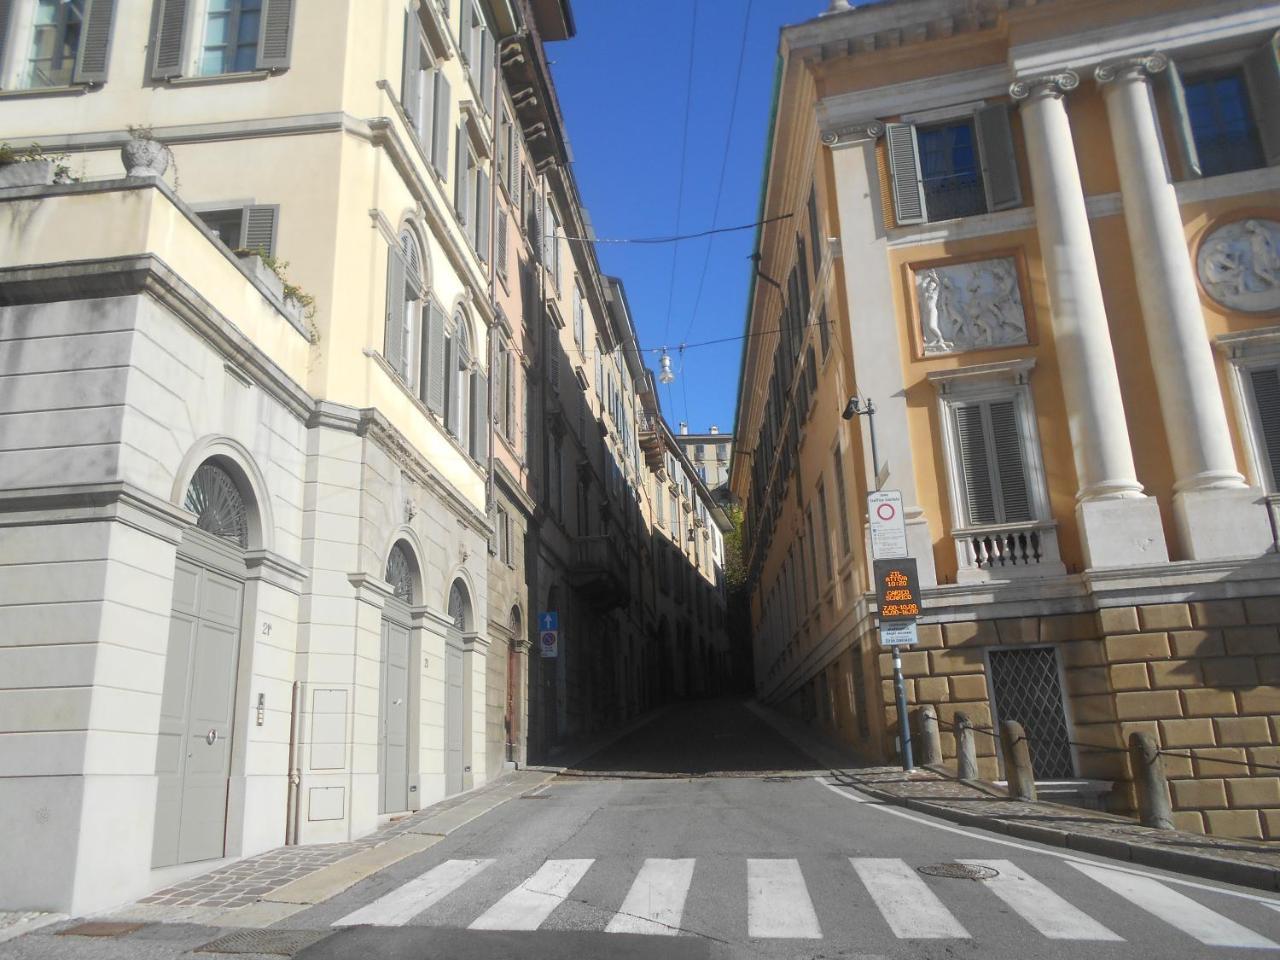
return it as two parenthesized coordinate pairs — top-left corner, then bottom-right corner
(842, 395), (882, 490)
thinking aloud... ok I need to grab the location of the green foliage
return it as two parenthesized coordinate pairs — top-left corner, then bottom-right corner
(234, 247), (317, 319)
(0, 141), (77, 183)
(722, 503), (747, 593)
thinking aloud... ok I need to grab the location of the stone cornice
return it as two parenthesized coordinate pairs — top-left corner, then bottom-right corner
(1008, 70), (1079, 101)
(820, 120), (884, 148)
(0, 481), (194, 544)
(1094, 53), (1168, 85)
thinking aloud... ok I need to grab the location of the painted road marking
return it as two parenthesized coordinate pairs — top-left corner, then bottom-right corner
(746, 859), (821, 939)
(606, 858), (696, 935)
(468, 859), (594, 931)
(332, 858), (493, 928)
(1072, 862), (1279, 949)
(851, 857), (970, 939)
(961, 859), (1122, 941)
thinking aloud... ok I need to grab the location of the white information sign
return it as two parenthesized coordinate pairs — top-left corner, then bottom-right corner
(879, 622), (918, 647)
(539, 630), (559, 659)
(868, 489), (908, 559)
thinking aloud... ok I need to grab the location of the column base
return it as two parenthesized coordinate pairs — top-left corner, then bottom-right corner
(1173, 486), (1273, 561)
(1077, 497), (1169, 569)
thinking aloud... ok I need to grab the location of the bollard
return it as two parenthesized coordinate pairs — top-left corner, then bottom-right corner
(1000, 720), (1038, 802)
(1129, 731), (1174, 830)
(955, 712), (978, 780)
(919, 705), (942, 766)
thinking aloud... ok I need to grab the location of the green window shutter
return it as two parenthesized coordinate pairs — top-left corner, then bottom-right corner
(476, 165), (490, 258)
(401, 10), (422, 130)
(975, 103), (1022, 211)
(954, 403), (996, 525)
(73, 0), (116, 84)
(1162, 59), (1201, 179)
(1249, 367), (1280, 489)
(385, 247), (406, 376)
(471, 371), (489, 460)
(256, 0), (294, 71)
(239, 204), (278, 256)
(1243, 32), (1280, 166)
(431, 72), (451, 175)
(425, 299), (447, 415)
(988, 399), (1032, 523)
(150, 0), (190, 80)
(885, 122), (926, 225)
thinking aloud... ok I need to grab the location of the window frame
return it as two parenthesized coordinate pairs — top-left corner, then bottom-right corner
(1218, 327), (1280, 493)
(194, 0), (263, 77)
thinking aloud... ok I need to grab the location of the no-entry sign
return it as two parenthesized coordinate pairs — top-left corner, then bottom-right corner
(868, 490), (907, 559)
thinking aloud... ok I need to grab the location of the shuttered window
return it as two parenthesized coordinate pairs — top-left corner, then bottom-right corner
(196, 204), (278, 256)
(14, 0), (115, 89)
(496, 210), (508, 280)
(1247, 366), (1280, 490)
(952, 398), (1033, 526)
(147, 0), (290, 80)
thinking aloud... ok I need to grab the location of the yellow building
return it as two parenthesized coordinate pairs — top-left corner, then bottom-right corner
(733, 0), (1280, 839)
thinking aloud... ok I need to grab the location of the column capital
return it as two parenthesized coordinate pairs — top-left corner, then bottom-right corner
(1095, 53), (1168, 86)
(820, 120), (885, 148)
(1009, 70), (1079, 101)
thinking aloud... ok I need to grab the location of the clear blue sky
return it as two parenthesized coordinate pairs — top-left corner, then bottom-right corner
(548, 1), (827, 436)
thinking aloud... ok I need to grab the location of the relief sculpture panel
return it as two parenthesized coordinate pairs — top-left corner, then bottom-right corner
(1197, 218), (1280, 315)
(913, 256), (1029, 356)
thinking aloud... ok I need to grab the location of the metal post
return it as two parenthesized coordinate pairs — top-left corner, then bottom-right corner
(892, 647), (913, 771)
(865, 399), (880, 491)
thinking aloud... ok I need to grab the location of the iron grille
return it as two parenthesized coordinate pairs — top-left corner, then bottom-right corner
(988, 646), (1074, 779)
(184, 462), (248, 548)
(385, 543), (413, 603)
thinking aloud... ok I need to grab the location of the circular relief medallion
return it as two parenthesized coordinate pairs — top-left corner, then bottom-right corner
(1197, 218), (1280, 314)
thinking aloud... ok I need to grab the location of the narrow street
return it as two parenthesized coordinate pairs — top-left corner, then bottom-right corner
(269, 701), (1278, 958)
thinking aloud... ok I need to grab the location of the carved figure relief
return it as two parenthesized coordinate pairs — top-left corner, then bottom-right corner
(1198, 218), (1280, 314)
(914, 257), (1028, 356)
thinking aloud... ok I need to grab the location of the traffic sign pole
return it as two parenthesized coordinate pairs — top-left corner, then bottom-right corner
(892, 647), (913, 772)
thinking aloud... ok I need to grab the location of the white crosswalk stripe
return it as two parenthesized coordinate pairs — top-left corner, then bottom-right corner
(961, 859), (1122, 941)
(332, 858), (493, 928)
(746, 858), (822, 939)
(606, 858), (696, 935)
(1071, 862), (1279, 949)
(469, 858), (595, 930)
(851, 857), (970, 939)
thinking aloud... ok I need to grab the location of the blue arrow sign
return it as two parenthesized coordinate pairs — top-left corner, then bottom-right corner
(538, 611), (558, 632)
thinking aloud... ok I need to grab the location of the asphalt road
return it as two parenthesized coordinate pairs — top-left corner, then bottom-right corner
(293, 699), (1280, 960)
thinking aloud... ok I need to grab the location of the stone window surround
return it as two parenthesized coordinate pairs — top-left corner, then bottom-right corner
(1217, 324), (1280, 494)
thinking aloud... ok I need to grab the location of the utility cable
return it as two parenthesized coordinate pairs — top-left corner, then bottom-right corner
(663, 0), (700, 343)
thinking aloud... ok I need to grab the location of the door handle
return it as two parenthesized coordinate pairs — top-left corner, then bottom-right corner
(206, 728), (218, 745)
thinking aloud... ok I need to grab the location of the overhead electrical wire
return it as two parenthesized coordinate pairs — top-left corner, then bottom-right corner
(560, 212), (791, 246)
(662, 0), (700, 344)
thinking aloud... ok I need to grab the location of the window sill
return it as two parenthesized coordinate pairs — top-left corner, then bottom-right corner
(887, 205), (1033, 248)
(167, 70), (272, 86)
(0, 83), (89, 99)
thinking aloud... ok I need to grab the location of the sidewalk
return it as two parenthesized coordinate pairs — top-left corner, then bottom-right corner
(748, 700), (1280, 893)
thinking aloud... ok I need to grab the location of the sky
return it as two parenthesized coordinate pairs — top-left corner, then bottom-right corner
(547, 1), (828, 436)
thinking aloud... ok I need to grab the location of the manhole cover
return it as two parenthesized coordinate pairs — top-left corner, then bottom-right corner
(918, 863), (999, 880)
(59, 921), (145, 938)
(195, 929), (330, 955)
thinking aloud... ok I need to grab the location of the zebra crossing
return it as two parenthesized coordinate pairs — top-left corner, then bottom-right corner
(330, 854), (1280, 949)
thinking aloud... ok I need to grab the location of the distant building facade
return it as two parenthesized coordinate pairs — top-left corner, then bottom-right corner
(675, 425), (734, 506)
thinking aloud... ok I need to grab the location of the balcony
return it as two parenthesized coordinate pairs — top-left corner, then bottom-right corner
(952, 521), (1066, 584)
(638, 411), (665, 471)
(569, 535), (631, 611)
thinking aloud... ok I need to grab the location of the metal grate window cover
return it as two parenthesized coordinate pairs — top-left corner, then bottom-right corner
(988, 646), (1074, 779)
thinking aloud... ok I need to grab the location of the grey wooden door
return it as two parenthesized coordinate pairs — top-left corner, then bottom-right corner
(379, 618), (411, 813)
(153, 558), (242, 868)
(445, 640), (464, 795)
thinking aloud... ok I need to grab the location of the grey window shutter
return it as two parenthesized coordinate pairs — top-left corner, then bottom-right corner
(1249, 367), (1280, 489)
(496, 345), (508, 434)
(480, 31), (494, 114)
(471, 371), (489, 459)
(477, 166), (490, 258)
(954, 404), (996, 525)
(975, 103), (1022, 211)
(425, 299), (447, 414)
(73, 0), (116, 84)
(459, 1), (473, 64)
(445, 336), (460, 437)
(454, 128), (469, 224)
(150, 0), (190, 80)
(431, 72), (451, 175)
(988, 399), (1032, 523)
(1243, 32), (1280, 166)
(510, 139), (521, 198)
(239, 204), (278, 256)
(256, 0), (294, 71)
(496, 210), (507, 274)
(885, 122), (926, 225)
(0, 1), (13, 90)
(385, 248), (407, 376)
(1162, 59), (1201, 179)
(401, 10), (422, 130)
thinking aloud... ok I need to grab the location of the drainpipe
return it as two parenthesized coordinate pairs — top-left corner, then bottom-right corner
(285, 680), (303, 845)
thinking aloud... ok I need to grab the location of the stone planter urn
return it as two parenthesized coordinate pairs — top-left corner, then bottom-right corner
(0, 159), (54, 188)
(121, 137), (169, 178)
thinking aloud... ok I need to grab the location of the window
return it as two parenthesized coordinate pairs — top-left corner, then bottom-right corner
(951, 400), (1033, 526)
(806, 184), (822, 277)
(195, 204), (278, 256)
(150, 0), (292, 80)
(1243, 364), (1280, 491)
(199, 0), (261, 75)
(832, 449), (852, 557)
(496, 210), (508, 279)
(496, 507), (512, 565)
(572, 281), (585, 350)
(1183, 70), (1265, 178)
(459, 0), (494, 115)
(402, 8), (451, 177)
(384, 229), (425, 388)
(6, 0), (121, 90)
(445, 312), (487, 460)
(818, 303), (830, 358)
(497, 338), (518, 445)
(815, 481), (833, 580)
(886, 104), (1021, 226)
(21, 0), (82, 87)
(546, 202), (561, 291)
(454, 125), (489, 257)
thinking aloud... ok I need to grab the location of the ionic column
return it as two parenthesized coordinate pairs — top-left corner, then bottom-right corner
(1010, 72), (1168, 567)
(1096, 56), (1271, 560)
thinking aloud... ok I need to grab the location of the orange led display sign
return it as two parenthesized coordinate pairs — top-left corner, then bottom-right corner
(873, 558), (921, 622)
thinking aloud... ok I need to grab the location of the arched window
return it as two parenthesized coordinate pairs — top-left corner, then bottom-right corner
(508, 605), (522, 638)
(386, 542), (415, 603)
(385, 229), (425, 387)
(447, 579), (471, 632)
(184, 461), (248, 548)
(449, 315), (471, 444)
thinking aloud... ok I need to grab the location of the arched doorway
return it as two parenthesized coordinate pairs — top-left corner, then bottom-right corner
(445, 579), (472, 795)
(380, 542), (417, 814)
(505, 605), (522, 763)
(154, 459), (252, 868)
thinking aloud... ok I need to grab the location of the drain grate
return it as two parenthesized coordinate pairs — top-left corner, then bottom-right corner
(519, 793), (553, 799)
(195, 929), (331, 955)
(918, 863), (999, 881)
(59, 921), (146, 938)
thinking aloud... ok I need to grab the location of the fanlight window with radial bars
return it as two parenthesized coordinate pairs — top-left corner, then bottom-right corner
(385, 543), (414, 603)
(183, 462), (249, 548)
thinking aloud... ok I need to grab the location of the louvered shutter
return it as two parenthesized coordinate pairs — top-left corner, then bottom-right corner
(954, 404), (996, 525)
(455, 127), (469, 223)
(1249, 367), (1280, 489)
(256, 0), (294, 70)
(385, 248), (407, 375)
(476, 166), (490, 258)
(975, 103), (1022, 211)
(150, 0), (190, 79)
(471, 371), (489, 459)
(0, 1), (13, 90)
(496, 345), (509, 435)
(885, 122), (927, 225)
(445, 335), (460, 435)
(1243, 32), (1280, 166)
(988, 399), (1032, 522)
(496, 210), (507, 275)
(238, 204), (278, 256)
(510, 138), (521, 198)
(72, 0), (116, 84)
(1162, 60), (1201, 179)
(459, 0), (473, 64)
(401, 10), (423, 131)
(480, 30), (494, 115)
(425, 299), (446, 414)
(431, 73), (451, 175)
